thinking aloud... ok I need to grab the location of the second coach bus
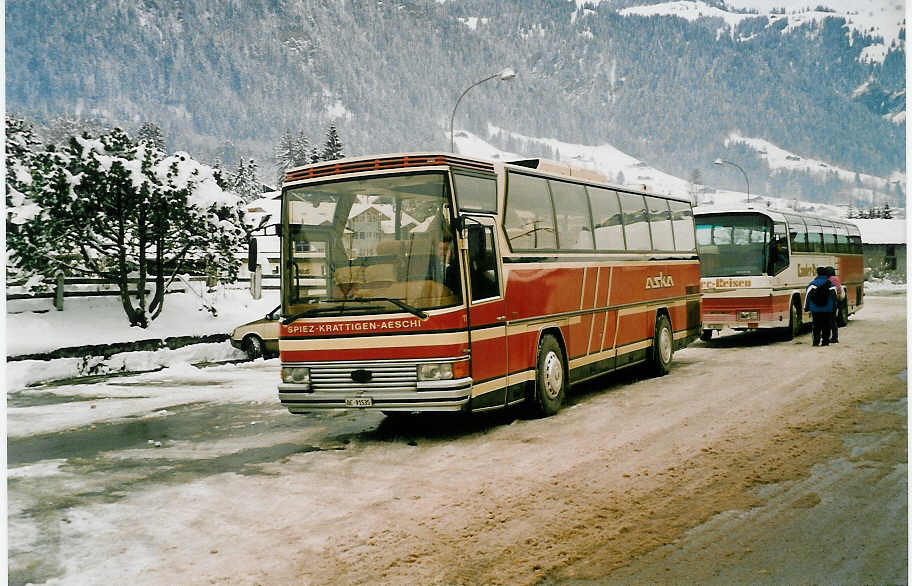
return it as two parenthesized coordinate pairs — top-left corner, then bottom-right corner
(275, 153), (702, 417)
(694, 207), (864, 341)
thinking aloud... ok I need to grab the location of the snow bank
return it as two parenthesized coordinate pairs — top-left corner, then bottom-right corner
(6, 288), (279, 357)
(6, 342), (247, 391)
(865, 277), (907, 295)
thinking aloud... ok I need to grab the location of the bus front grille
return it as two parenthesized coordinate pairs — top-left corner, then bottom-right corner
(310, 363), (418, 393)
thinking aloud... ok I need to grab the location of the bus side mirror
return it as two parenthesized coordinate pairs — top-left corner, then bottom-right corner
(248, 237), (258, 273)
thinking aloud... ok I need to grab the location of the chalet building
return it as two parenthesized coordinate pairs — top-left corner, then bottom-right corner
(852, 218), (907, 277)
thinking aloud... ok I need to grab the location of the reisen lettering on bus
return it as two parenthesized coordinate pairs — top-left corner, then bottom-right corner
(702, 277), (753, 289)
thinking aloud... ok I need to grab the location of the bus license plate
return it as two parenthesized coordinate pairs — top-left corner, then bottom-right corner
(345, 397), (373, 407)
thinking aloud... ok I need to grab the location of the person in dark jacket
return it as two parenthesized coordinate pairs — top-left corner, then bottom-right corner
(825, 266), (843, 344)
(804, 266), (837, 346)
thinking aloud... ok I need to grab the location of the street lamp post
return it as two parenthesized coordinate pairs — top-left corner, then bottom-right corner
(713, 158), (750, 205)
(450, 67), (516, 153)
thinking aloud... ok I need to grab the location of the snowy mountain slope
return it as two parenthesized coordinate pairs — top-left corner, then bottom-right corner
(620, 0), (905, 62)
(5, 0), (904, 207)
(455, 127), (901, 218)
(725, 134), (905, 189)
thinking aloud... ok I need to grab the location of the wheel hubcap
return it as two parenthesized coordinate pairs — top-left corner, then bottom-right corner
(543, 351), (563, 399)
(659, 327), (672, 363)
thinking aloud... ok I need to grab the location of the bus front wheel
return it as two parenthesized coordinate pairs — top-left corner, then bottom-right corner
(531, 334), (566, 417)
(700, 329), (713, 342)
(649, 314), (674, 376)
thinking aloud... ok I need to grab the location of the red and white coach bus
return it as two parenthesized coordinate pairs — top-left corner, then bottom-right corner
(275, 153), (702, 416)
(694, 207), (864, 341)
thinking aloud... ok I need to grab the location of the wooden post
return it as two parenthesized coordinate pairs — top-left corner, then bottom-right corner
(54, 270), (65, 311)
(251, 264), (262, 300)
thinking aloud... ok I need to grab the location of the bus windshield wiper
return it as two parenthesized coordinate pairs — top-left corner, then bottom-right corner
(280, 297), (426, 324)
(281, 305), (350, 324)
(335, 297), (428, 320)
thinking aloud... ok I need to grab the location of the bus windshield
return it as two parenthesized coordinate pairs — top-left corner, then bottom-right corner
(282, 172), (462, 318)
(695, 213), (777, 277)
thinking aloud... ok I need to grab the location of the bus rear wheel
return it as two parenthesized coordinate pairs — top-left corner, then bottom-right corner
(531, 334), (566, 417)
(780, 301), (800, 341)
(649, 314), (674, 376)
(836, 301), (848, 327)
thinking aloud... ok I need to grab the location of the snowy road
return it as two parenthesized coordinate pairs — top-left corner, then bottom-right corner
(7, 295), (907, 585)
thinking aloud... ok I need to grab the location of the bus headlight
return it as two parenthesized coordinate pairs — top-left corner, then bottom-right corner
(282, 367), (310, 384)
(737, 311), (759, 321)
(417, 361), (469, 381)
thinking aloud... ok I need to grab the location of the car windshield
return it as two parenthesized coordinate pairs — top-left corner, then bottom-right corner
(282, 172), (462, 318)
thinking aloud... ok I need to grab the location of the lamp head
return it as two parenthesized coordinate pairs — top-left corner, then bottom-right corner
(499, 67), (516, 81)
(713, 158), (724, 165)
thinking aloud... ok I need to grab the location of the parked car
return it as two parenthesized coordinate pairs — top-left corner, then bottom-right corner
(230, 306), (280, 360)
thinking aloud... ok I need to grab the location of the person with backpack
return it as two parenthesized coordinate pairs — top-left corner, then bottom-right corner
(825, 266), (843, 344)
(804, 266), (837, 346)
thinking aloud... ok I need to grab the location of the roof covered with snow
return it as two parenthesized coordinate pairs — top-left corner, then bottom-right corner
(851, 219), (907, 244)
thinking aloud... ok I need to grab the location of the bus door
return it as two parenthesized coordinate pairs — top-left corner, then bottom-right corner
(461, 217), (509, 410)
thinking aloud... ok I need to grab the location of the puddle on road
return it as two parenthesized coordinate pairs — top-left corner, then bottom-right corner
(7, 392), (138, 408)
(7, 401), (295, 467)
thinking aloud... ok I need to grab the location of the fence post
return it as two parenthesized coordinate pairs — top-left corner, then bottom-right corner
(251, 264), (262, 300)
(54, 270), (65, 311)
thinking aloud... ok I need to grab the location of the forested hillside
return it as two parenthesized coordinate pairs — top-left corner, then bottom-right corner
(5, 0), (905, 204)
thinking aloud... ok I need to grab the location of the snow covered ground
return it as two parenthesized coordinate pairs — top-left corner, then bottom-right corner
(5, 287), (279, 390)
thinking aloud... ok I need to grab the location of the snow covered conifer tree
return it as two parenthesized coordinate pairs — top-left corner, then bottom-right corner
(320, 124), (344, 161)
(275, 130), (312, 185)
(137, 122), (166, 152)
(231, 158), (262, 202)
(275, 130), (297, 184)
(293, 130), (311, 165)
(6, 126), (251, 327)
(6, 115), (51, 286)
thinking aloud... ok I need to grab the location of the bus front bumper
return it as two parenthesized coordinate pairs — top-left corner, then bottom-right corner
(278, 379), (473, 413)
(702, 311), (789, 331)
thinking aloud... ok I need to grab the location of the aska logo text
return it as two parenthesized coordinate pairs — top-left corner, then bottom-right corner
(645, 272), (674, 289)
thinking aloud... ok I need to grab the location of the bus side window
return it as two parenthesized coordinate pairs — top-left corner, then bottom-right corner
(645, 196), (674, 250)
(820, 221), (837, 253)
(835, 224), (849, 253)
(847, 224), (863, 254)
(669, 200), (696, 252)
(618, 192), (652, 250)
(467, 225), (500, 302)
(805, 218), (824, 252)
(785, 215), (808, 253)
(505, 173), (557, 250)
(549, 180), (594, 251)
(588, 186), (625, 250)
(768, 221), (789, 275)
